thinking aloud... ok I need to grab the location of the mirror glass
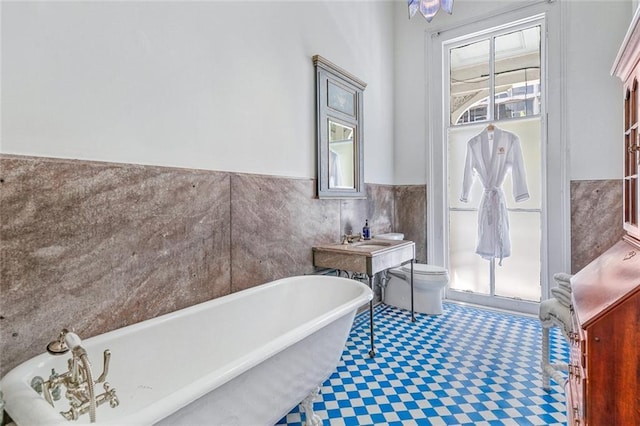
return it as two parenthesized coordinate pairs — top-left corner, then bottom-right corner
(313, 55), (367, 199)
(328, 120), (355, 189)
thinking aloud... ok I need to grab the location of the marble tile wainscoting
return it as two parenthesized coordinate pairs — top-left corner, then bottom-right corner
(570, 179), (624, 273)
(0, 154), (427, 376)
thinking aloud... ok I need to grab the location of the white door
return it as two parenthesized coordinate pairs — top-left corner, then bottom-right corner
(427, 11), (561, 315)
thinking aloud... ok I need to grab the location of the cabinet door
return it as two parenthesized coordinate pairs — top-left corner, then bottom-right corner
(623, 73), (640, 240)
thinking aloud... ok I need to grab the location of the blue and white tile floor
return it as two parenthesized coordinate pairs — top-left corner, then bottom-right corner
(278, 302), (568, 426)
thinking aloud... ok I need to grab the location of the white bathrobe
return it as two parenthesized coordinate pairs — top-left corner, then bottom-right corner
(460, 128), (529, 264)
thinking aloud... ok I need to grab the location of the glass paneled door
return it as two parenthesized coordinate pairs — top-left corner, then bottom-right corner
(445, 20), (544, 313)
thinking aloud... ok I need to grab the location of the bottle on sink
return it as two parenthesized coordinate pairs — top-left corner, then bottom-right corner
(362, 219), (371, 240)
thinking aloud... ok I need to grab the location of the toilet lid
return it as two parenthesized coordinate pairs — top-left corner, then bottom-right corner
(400, 263), (448, 276)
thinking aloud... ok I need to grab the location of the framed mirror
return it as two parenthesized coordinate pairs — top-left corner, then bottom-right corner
(313, 55), (367, 198)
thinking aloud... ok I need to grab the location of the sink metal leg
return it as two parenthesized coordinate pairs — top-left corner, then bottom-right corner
(368, 274), (375, 358)
(410, 259), (415, 322)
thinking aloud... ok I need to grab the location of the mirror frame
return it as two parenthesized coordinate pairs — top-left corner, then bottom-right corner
(313, 55), (367, 199)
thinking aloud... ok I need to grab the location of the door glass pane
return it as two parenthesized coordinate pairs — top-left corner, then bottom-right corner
(450, 40), (490, 125)
(449, 125), (486, 211)
(498, 118), (541, 210)
(494, 211), (541, 301)
(449, 210), (490, 295)
(494, 26), (541, 120)
(449, 124), (489, 295)
(447, 114), (542, 303)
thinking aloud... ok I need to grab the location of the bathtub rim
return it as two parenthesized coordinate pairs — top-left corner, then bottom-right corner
(1, 275), (372, 425)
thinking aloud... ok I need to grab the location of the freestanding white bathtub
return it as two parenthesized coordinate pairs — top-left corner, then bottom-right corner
(1, 275), (372, 425)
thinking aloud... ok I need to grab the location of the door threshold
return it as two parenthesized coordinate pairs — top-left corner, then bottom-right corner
(444, 298), (539, 318)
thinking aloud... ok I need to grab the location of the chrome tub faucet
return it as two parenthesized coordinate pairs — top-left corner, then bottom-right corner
(31, 329), (119, 423)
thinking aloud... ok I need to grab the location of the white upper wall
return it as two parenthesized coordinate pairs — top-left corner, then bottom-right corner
(393, 0), (632, 184)
(565, 0), (631, 180)
(393, 0), (526, 185)
(1, 1), (395, 183)
(1, 1), (633, 185)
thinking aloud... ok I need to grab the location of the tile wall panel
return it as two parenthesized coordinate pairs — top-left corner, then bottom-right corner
(230, 174), (340, 292)
(570, 179), (624, 273)
(340, 184), (395, 237)
(0, 155), (231, 376)
(0, 154), (427, 376)
(395, 185), (427, 263)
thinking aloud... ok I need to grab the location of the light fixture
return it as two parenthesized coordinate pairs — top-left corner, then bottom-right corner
(408, 0), (454, 22)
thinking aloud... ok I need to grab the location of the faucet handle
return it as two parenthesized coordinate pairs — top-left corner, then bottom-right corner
(95, 350), (112, 383)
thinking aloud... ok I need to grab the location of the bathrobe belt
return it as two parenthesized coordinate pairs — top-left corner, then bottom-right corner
(482, 187), (506, 265)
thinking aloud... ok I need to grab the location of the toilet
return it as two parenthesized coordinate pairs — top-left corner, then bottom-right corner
(375, 233), (449, 315)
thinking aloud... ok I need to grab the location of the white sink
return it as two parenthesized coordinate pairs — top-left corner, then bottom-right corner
(349, 241), (392, 250)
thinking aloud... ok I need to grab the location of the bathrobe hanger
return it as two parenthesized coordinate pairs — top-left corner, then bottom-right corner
(486, 123), (495, 131)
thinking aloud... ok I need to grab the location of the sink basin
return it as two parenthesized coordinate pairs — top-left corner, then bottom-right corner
(351, 240), (390, 246)
(349, 241), (392, 250)
(352, 244), (387, 250)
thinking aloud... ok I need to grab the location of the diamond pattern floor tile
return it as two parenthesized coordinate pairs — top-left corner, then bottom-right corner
(277, 302), (568, 425)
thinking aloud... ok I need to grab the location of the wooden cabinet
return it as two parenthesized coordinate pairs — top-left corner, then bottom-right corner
(566, 240), (640, 425)
(621, 74), (639, 239)
(566, 9), (640, 424)
(613, 7), (640, 244)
